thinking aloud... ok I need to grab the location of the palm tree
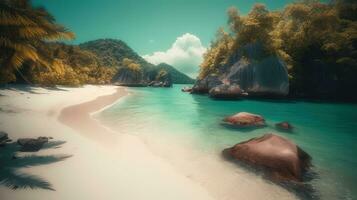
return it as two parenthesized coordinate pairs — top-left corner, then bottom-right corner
(0, 0), (75, 84)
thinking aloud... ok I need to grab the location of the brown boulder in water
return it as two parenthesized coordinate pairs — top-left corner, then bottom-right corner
(223, 134), (311, 182)
(223, 112), (265, 127)
(276, 121), (293, 131)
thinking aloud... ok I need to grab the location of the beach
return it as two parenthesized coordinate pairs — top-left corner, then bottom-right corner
(0, 85), (216, 200)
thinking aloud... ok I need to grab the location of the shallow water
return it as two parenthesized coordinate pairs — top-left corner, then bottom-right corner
(97, 85), (357, 200)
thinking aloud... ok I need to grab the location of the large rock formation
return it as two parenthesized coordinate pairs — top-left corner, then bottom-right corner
(223, 134), (311, 182)
(191, 75), (222, 94)
(226, 55), (289, 96)
(148, 69), (172, 87)
(223, 112), (265, 127)
(209, 84), (247, 99)
(112, 67), (145, 87)
(193, 43), (289, 98)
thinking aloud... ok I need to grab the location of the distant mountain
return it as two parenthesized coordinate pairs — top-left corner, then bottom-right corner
(79, 39), (148, 68)
(79, 39), (194, 84)
(152, 63), (194, 84)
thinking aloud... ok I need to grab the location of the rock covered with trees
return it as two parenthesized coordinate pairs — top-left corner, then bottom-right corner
(196, 0), (357, 100)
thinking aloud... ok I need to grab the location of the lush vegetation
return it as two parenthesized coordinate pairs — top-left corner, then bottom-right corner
(0, 0), (74, 84)
(81, 39), (194, 84)
(0, 1), (193, 86)
(200, 0), (357, 100)
(150, 63), (194, 84)
(24, 43), (116, 86)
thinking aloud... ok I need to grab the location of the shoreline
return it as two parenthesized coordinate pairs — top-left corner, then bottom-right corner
(58, 87), (128, 146)
(0, 84), (299, 200)
(88, 86), (299, 200)
(0, 85), (215, 200)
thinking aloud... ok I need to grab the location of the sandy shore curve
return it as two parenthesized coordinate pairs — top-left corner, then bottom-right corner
(58, 87), (127, 146)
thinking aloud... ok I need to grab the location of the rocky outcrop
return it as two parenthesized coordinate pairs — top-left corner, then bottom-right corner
(191, 75), (222, 94)
(148, 80), (172, 87)
(226, 55), (289, 96)
(17, 137), (51, 152)
(193, 43), (289, 98)
(181, 87), (192, 92)
(223, 134), (311, 182)
(275, 121), (293, 131)
(149, 69), (172, 87)
(0, 131), (11, 146)
(223, 112), (265, 127)
(209, 84), (247, 99)
(112, 67), (145, 87)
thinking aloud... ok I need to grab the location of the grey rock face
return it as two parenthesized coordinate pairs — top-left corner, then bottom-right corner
(192, 75), (222, 94)
(209, 84), (246, 99)
(226, 56), (289, 96)
(112, 68), (143, 86)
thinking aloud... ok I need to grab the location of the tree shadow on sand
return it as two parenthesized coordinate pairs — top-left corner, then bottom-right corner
(0, 84), (69, 94)
(0, 141), (71, 191)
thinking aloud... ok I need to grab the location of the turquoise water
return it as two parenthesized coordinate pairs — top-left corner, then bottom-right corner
(97, 85), (357, 200)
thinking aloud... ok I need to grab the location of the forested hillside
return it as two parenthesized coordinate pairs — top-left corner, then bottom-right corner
(199, 0), (357, 100)
(0, 1), (193, 86)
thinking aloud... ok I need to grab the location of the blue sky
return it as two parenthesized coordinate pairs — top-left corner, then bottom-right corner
(32, 0), (295, 76)
(32, 0), (294, 54)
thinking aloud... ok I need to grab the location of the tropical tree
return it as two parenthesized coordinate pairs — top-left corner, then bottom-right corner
(0, 0), (75, 84)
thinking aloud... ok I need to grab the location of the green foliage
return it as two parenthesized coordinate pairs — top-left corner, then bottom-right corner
(155, 69), (170, 82)
(199, 28), (234, 79)
(0, 0), (75, 84)
(200, 1), (357, 99)
(121, 58), (142, 72)
(152, 63), (194, 84)
(80, 39), (194, 84)
(23, 42), (116, 86)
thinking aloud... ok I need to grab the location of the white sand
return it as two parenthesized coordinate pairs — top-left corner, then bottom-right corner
(0, 85), (298, 200)
(0, 85), (214, 200)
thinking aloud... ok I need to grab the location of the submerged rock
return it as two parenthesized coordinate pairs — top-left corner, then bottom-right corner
(276, 121), (293, 131)
(209, 84), (247, 99)
(223, 112), (265, 127)
(17, 137), (51, 152)
(223, 133), (311, 182)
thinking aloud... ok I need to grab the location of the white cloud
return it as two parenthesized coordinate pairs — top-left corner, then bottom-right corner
(143, 33), (206, 78)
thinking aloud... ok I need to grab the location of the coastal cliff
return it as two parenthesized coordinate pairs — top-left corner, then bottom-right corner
(192, 1), (357, 101)
(192, 43), (289, 97)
